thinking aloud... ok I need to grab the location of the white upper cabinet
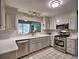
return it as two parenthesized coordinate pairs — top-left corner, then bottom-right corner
(55, 15), (69, 25)
(69, 12), (77, 30)
(5, 6), (17, 30)
(0, 0), (18, 31)
(50, 15), (69, 29)
(0, 0), (5, 30)
(50, 12), (77, 30)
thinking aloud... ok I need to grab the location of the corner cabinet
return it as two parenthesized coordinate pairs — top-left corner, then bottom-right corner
(0, 0), (5, 30)
(5, 6), (17, 30)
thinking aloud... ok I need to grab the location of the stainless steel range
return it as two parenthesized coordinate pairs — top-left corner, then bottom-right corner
(54, 24), (70, 52)
(54, 35), (67, 53)
(54, 31), (70, 52)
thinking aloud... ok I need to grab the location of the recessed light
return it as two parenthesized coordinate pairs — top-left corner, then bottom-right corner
(48, 0), (62, 8)
(56, 20), (60, 23)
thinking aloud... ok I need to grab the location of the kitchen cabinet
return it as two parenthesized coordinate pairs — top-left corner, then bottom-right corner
(0, 0), (5, 30)
(67, 38), (78, 56)
(42, 37), (50, 47)
(16, 40), (29, 58)
(37, 37), (50, 50)
(29, 43), (38, 53)
(5, 6), (17, 30)
(29, 36), (50, 53)
(69, 12), (77, 30)
(50, 36), (54, 46)
(29, 38), (38, 53)
(16, 36), (50, 58)
(50, 15), (69, 29)
(50, 12), (77, 30)
(55, 16), (69, 25)
(0, 51), (17, 59)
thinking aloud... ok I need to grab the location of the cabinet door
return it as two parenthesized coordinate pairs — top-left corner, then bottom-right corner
(29, 43), (37, 53)
(51, 36), (54, 46)
(69, 12), (77, 30)
(41, 37), (50, 48)
(5, 14), (16, 30)
(0, 0), (5, 30)
(55, 17), (69, 25)
(67, 39), (76, 55)
(69, 19), (77, 30)
(0, 0), (1, 29)
(0, 51), (17, 59)
(5, 6), (17, 30)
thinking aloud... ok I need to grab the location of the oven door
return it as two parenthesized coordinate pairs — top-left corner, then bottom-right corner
(55, 40), (64, 47)
(54, 36), (66, 52)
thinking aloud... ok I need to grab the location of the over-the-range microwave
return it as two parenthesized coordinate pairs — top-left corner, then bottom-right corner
(56, 23), (69, 30)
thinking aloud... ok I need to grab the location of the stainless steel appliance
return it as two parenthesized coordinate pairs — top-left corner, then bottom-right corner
(54, 23), (70, 52)
(56, 24), (69, 30)
(16, 40), (29, 58)
(54, 35), (67, 52)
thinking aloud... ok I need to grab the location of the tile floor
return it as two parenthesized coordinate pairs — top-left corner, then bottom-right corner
(21, 47), (78, 59)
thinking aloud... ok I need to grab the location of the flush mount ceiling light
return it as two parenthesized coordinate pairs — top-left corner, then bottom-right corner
(49, 0), (62, 8)
(28, 11), (41, 16)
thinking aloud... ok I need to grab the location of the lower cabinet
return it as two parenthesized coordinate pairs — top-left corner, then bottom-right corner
(29, 43), (38, 53)
(29, 36), (50, 53)
(0, 51), (17, 59)
(67, 38), (78, 56)
(50, 36), (54, 46)
(16, 36), (50, 58)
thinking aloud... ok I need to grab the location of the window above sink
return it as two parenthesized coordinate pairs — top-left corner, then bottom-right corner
(18, 20), (41, 34)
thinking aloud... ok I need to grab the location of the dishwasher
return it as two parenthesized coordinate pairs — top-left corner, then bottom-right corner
(16, 40), (29, 58)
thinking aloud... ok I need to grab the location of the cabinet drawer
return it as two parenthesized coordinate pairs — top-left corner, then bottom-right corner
(67, 40), (74, 43)
(30, 39), (37, 44)
(67, 43), (74, 48)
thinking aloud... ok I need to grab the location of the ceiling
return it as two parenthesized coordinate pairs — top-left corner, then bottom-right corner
(5, 0), (78, 17)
